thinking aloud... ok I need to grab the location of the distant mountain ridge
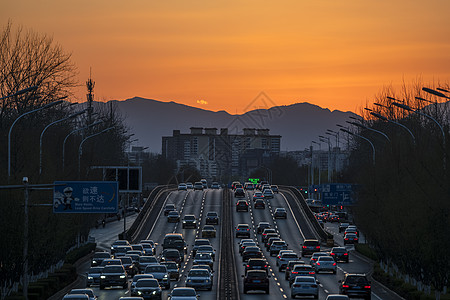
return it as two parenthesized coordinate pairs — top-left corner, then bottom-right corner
(96, 97), (359, 153)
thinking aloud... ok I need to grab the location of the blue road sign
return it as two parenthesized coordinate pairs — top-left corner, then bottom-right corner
(53, 181), (118, 213)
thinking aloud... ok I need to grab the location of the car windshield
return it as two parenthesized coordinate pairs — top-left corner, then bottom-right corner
(147, 266), (167, 272)
(346, 276), (368, 284)
(104, 266), (123, 273)
(88, 267), (103, 273)
(247, 272), (266, 278)
(133, 275), (154, 283)
(203, 226), (214, 230)
(69, 290), (94, 297)
(295, 265), (312, 271)
(319, 257), (334, 262)
(185, 216), (195, 220)
(195, 240), (210, 246)
(165, 251), (179, 258)
(140, 256), (157, 263)
(189, 270), (209, 277)
(207, 212), (217, 217)
(283, 254), (297, 258)
(162, 262), (177, 269)
(195, 253), (211, 259)
(295, 277), (315, 283)
(119, 257), (132, 264)
(94, 253), (110, 259)
(136, 279), (159, 287)
(198, 246), (213, 251)
(172, 288), (196, 296)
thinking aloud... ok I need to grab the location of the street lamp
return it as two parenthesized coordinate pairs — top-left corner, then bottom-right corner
(319, 135), (332, 182)
(370, 111), (416, 145)
(312, 141), (321, 185)
(62, 120), (103, 171)
(346, 120), (391, 142)
(39, 110), (86, 174)
(8, 99), (64, 178)
(78, 127), (115, 177)
(0, 85), (38, 101)
(422, 87), (450, 99)
(340, 128), (376, 165)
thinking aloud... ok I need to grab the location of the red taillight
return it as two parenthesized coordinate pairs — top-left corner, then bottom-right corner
(308, 271), (315, 274)
(246, 265), (250, 267)
(291, 271), (298, 274)
(302, 246), (306, 249)
(316, 263), (320, 266)
(330, 253), (335, 255)
(264, 265), (267, 268)
(343, 253), (348, 255)
(246, 229), (249, 231)
(345, 238), (349, 240)
(316, 246), (320, 249)
(342, 285), (349, 288)
(364, 285), (371, 289)
(333, 263), (336, 266)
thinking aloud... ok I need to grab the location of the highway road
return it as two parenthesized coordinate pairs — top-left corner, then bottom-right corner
(72, 187), (402, 300)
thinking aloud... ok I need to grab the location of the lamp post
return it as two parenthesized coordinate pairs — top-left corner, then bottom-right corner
(8, 99), (64, 178)
(78, 127), (114, 178)
(326, 130), (339, 148)
(346, 119), (391, 142)
(367, 108), (416, 145)
(0, 85), (38, 101)
(422, 87), (450, 99)
(319, 135), (332, 182)
(39, 110), (86, 174)
(312, 141), (321, 185)
(62, 120), (103, 171)
(340, 128), (376, 165)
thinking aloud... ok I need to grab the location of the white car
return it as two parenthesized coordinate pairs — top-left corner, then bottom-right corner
(178, 183), (187, 190)
(291, 276), (319, 299)
(262, 188), (274, 199)
(315, 256), (337, 274)
(276, 252), (298, 271)
(168, 287), (199, 300)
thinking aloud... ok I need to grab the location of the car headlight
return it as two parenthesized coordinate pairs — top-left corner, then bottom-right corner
(152, 290), (158, 295)
(120, 275), (126, 278)
(88, 276), (93, 280)
(187, 279), (192, 283)
(138, 291), (142, 295)
(206, 279), (210, 282)
(163, 274), (168, 279)
(100, 275), (106, 279)
(92, 260), (97, 264)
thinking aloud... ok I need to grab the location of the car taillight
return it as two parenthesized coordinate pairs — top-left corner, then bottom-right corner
(333, 263), (336, 266)
(342, 285), (349, 288)
(291, 271), (298, 274)
(316, 246), (320, 249)
(316, 263), (320, 266)
(330, 253), (335, 255)
(309, 271), (315, 274)
(345, 238), (349, 240)
(364, 285), (371, 289)
(246, 229), (249, 231)
(302, 246), (306, 249)
(344, 253), (348, 255)
(264, 265), (267, 268)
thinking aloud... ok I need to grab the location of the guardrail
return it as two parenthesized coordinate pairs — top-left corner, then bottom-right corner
(280, 185), (329, 242)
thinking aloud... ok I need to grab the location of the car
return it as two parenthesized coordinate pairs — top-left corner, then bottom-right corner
(136, 256), (159, 273)
(339, 222), (350, 233)
(119, 256), (139, 277)
(193, 253), (213, 268)
(244, 182), (255, 190)
(265, 236), (281, 250)
(62, 295), (89, 300)
(141, 243), (155, 256)
(274, 207), (287, 218)
(239, 241), (257, 255)
(182, 215), (197, 229)
(140, 240), (157, 255)
(168, 287), (199, 300)
(242, 246), (263, 262)
(159, 249), (183, 266)
(289, 264), (316, 285)
(200, 179), (208, 189)
(231, 181), (241, 189)
(285, 260), (305, 280)
(186, 182), (194, 189)
(67, 288), (97, 300)
(271, 185), (279, 193)
(329, 214), (339, 222)
(205, 211), (219, 224)
(127, 250), (144, 257)
(261, 228), (277, 243)
(196, 245), (216, 261)
(167, 211), (180, 223)
(344, 233), (359, 244)
(91, 252), (111, 267)
(111, 240), (131, 255)
(256, 222), (271, 234)
(100, 258), (122, 267)
(185, 268), (213, 290)
(326, 295), (350, 300)
(344, 227), (359, 237)
(262, 188), (274, 199)
(164, 204), (176, 216)
(252, 191), (264, 201)
(242, 270), (270, 294)
(309, 252), (329, 266)
(233, 183), (243, 190)
(330, 247), (349, 262)
(144, 264), (170, 289)
(339, 274), (371, 299)
(236, 200), (249, 212)
(244, 258), (268, 274)
(291, 276), (319, 299)
(210, 182), (220, 189)
(234, 188), (245, 198)
(130, 274), (155, 295)
(161, 261), (180, 280)
(235, 223), (251, 238)
(131, 278), (162, 300)
(201, 225), (216, 238)
(178, 183), (187, 191)
(191, 264), (214, 277)
(276, 252), (298, 271)
(269, 240), (288, 256)
(192, 239), (211, 256)
(301, 239), (320, 257)
(99, 265), (128, 290)
(86, 266), (103, 287)
(254, 199), (265, 209)
(193, 182), (203, 190)
(315, 255), (337, 274)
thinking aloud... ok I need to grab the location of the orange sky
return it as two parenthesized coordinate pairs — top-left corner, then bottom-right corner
(3, 0), (450, 114)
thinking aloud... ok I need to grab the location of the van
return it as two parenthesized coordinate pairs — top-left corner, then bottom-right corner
(163, 233), (187, 255)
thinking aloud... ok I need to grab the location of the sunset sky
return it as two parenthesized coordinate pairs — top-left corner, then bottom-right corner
(3, 0), (450, 114)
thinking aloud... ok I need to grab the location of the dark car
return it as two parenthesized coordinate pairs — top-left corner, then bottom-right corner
(205, 211), (219, 224)
(344, 233), (359, 245)
(254, 199), (265, 209)
(330, 247), (349, 263)
(193, 182), (203, 190)
(301, 239), (321, 257)
(131, 278), (162, 300)
(118, 256), (139, 277)
(339, 274), (371, 299)
(161, 261), (180, 280)
(99, 265), (128, 290)
(201, 225), (216, 238)
(192, 239), (211, 256)
(159, 249), (182, 266)
(242, 270), (270, 294)
(91, 252), (111, 267)
(234, 188), (245, 198)
(167, 211), (180, 223)
(274, 208), (287, 219)
(86, 266), (104, 287)
(285, 260), (305, 280)
(236, 200), (249, 212)
(242, 246), (263, 262)
(244, 258), (268, 274)
(261, 228), (277, 243)
(235, 224), (251, 238)
(182, 215), (197, 229)
(210, 182), (221, 189)
(256, 222), (271, 234)
(164, 204), (176, 216)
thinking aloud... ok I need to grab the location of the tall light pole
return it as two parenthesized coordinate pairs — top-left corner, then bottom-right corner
(340, 128), (376, 165)
(78, 127), (114, 178)
(312, 141), (321, 186)
(39, 110), (86, 174)
(0, 85), (38, 101)
(370, 111), (416, 145)
(62, 120), (103, 171)
(8, 99), (64, 178)
(346, 119), (391, 142)
(319, 135), (332, 182)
